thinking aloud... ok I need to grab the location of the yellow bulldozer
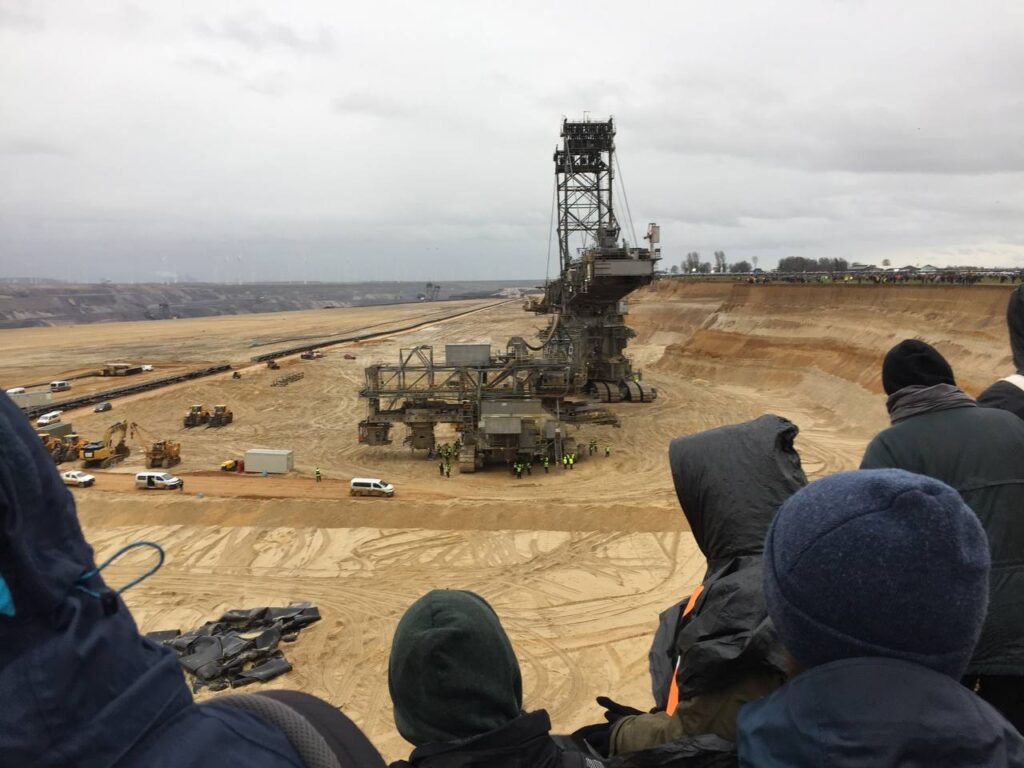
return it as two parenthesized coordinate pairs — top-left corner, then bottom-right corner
(208, 404), (233, 428)
(81, 421), (131, 469)
(129, 422), (182, 468)
(183, 404), (210, 428)
(40, 433), (82, 464)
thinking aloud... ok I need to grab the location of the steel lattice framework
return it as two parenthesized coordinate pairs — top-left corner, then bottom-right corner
(554, 118), (619, 273)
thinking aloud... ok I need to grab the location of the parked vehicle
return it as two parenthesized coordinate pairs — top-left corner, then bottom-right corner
(94, 401), (113, 413)
(349, 477), (395, 497)
(5, 387), (26, 395)
(141, 364), (154, 372)
(61, 470), (95, 487)
(36, 411), (63, 427)
(135, 471), (183, 490)
(49, 380), (71, 392)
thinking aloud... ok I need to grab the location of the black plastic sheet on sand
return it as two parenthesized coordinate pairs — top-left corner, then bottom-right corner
(146, 602), (321, 692)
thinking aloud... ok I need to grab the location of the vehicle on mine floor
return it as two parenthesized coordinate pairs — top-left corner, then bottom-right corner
(349, 478), (394, 497)
(49, 380), (71, 392)
(36, 410), (63, 427)
(183, 404), (210, 428)
(141, 364), (154, 372)
(266, 360), (281, 370)
(300, 350), (325, 360)
(343, 354), (356, 360)
(94, 401), (112, 413)
(6, 387), (25, 395)
(61, 470), (95, 487)
(208, 404), (233, 427)
(135, 471), (182, 490)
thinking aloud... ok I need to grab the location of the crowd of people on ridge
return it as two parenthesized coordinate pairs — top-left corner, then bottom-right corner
(3, 286), (1024, 766)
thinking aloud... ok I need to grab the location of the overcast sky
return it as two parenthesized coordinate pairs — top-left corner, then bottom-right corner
(1, 1), (1022, 282)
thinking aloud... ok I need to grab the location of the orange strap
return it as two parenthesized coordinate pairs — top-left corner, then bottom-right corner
(666, 584), (704, 716)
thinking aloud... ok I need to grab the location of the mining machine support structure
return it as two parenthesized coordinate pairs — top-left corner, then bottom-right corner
(357, 117), (659, 470)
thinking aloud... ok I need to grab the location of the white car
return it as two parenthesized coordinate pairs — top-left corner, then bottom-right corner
(141, 364), (154, 372)
(61, 470), (95, 487)
(36, 411), (63, 427)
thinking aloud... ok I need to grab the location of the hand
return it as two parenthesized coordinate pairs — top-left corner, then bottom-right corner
(596, 695), (644, 723)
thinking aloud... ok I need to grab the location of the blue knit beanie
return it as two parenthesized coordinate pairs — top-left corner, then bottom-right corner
(763, 469), (990, 678)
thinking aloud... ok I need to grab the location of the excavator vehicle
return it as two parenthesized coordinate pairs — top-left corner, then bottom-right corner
(183, 404), (210, 428)
(208, 404), (233, 428)
(81, 421), (131, 469)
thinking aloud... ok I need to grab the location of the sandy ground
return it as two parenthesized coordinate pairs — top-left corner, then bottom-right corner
(2, 281), (1017, 760)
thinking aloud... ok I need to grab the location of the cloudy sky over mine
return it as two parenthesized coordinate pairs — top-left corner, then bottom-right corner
(1, 1), (1022, 282)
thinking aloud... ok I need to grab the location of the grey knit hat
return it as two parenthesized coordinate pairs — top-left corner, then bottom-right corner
(763, 469), (990, 678)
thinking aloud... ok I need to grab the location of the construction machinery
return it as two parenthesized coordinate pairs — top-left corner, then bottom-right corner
(267, 360), (281, 370)
(40, 433), (86, 464)
(208, 404), (234, 427)
(183, 404), (210, 428)
(144, 440), (181, 469)
(81, 421), (131, 469)
(357, 117), (659, 470)
(300, 350), (324, 360)
(128, 421), (182, 469)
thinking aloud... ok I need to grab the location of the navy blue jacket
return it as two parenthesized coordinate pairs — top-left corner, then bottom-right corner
(738, 658), (1024, 767)
(0, 393), (304, 767)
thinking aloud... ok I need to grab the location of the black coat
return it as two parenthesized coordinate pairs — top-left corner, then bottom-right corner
(979, 284), (1024, 421)
(649, 416), (806, 705)
(862, 405), (1024, 676)
(979, 378), (1024, 421)
(738, 658), (1024, 767)
(391, 711), (603, 768)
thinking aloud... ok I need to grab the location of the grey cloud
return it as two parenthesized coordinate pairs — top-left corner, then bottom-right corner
(193, 12), (334, 56)
(177, 55), (290, 97)
(0, 0), (43, 29)
(332, 93), (412, 119)
(0, 138), (71, 157)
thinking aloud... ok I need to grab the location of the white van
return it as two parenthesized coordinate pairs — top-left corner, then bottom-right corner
(36, 411), (63, 427)
(49, 380), (71, 392)
(5, 387), (25, 395)
(135, 471), (183, 490)
(349, 477), (395, 497)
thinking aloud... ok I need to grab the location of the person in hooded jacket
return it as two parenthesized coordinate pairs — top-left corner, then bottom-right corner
(861, 339), (1024, 728)
(738, 469), (1024, 767)
(595, 415), (805, 756)
(0, 392), (386, 768)
(388, 589), (604, 768)
(979, 284), (1024, 420)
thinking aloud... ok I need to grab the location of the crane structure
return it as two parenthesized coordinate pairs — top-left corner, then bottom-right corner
(357, 117), (660, 471)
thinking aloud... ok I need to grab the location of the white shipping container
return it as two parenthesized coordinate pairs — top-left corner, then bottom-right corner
(244, 448), (294, 474)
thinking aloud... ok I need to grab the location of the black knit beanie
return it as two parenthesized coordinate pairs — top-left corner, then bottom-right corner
(389, 590), (522, 746)
(881, 339), (956, 395)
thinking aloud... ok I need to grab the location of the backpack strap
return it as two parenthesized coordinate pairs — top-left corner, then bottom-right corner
(666, 584), (705, 716)
(204, 693), (341, 768)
